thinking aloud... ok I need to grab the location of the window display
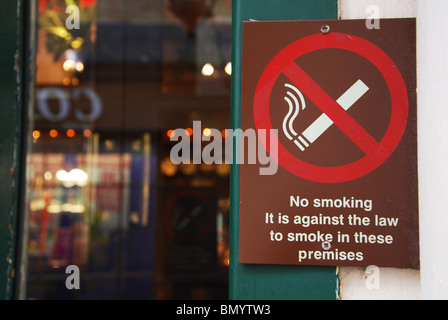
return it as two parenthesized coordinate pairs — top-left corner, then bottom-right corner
(24, 0), (231, 299)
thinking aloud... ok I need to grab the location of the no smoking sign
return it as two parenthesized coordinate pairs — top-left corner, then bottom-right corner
(239, 19), (419, 269)
(254, 31), (408, 183)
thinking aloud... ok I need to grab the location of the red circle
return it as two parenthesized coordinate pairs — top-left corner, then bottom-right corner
(254, 32), (409, 183)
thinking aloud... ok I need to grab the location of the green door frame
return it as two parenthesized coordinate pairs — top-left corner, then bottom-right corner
(229, 0), (339, 300)
(0, 0), (34, 300)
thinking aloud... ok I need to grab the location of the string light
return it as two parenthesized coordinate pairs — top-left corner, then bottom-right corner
(66, 129), (75, 138)
(202, 63), (214, 76)
(63, 59), (76, 71)
(32, 130), (41, 139)
(83, 129), (92, 138)
(167, 130), (175, 138)
(50, 129), (58, 138)
(225, 62), (232, 76)
(203, 128), (212, 137)
(75, 62), (84, 72)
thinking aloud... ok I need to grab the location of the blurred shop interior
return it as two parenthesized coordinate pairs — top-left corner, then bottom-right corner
(24, 0), (231, 299)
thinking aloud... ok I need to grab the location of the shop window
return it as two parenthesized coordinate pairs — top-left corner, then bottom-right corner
(24, 0), (231, 300)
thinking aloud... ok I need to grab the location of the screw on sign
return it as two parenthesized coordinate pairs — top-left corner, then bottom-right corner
(322, 241), (332, 251)
(320, 24), (331, 34)
(253, 27), (409, 183)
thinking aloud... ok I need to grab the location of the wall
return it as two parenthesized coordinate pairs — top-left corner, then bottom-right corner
(338, 0), (448, 300)
(415, 0), (448, 300)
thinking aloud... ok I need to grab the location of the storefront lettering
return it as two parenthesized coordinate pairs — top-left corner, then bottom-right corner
(36, 87), (102, 122)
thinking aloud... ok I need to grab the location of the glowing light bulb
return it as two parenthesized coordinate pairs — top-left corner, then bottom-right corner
(32, 130), (41, 139)
(225, 62), (232, 76)
(203, 128), (212, 137)
(75, 62), (84, 72)
(50, 129), (58, 138)
(83, 129), (92, 138)
(63, 59), (76, 71)
(202, 63), (215, 76)
(66, 129), (75, 138)
(167, 130), (175, 138)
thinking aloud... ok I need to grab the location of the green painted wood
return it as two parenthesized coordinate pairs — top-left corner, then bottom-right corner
(230, 0), (339, 300)
(0, 0), (27, 300)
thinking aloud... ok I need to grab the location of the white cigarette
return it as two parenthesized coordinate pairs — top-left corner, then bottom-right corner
(298, 79), (369, 148)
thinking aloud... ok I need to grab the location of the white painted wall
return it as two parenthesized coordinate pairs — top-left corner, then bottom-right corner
(338, 0), (417, 19)
(338, 0), (448, 300)
(415, 0), (448, 300)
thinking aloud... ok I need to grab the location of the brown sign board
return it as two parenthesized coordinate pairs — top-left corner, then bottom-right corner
(239, 19), (419, 268)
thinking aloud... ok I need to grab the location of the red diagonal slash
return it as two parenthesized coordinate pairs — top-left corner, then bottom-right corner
(283, 61), (385, 158)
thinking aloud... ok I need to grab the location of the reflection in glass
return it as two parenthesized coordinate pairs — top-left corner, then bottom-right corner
(24, 0), (231, 300)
